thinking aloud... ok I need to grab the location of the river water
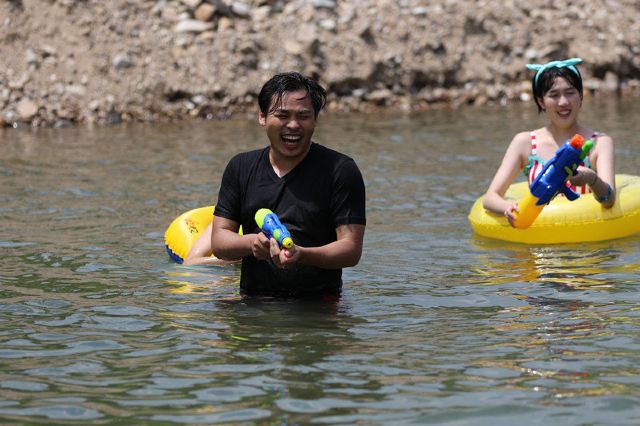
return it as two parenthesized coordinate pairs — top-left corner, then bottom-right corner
(1, 99), (639, 424)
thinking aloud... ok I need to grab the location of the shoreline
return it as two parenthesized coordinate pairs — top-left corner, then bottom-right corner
(2, 85), (639, 130)
(3, 0), (640, 128)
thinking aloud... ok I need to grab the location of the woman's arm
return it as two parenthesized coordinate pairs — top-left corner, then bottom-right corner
(183, 223), (236, 266)
(569, 134), (616, 208)
(590, 134), (616, 208)
(482, 132), (530, 222)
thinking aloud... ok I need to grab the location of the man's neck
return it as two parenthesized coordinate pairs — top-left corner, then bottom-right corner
(269, 144), (312, 177)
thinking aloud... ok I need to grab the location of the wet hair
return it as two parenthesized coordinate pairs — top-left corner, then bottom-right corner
(532, 66), (583, 113)
(258, 72), (327, 117)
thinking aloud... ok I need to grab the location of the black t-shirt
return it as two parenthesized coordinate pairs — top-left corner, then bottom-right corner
(214, 143), (366, 296)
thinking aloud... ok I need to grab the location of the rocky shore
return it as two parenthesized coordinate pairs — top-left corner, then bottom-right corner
(2, 0), (640, 128)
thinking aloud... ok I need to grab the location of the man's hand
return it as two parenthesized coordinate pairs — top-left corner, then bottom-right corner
(251, 233), (272, 260)
(269, 238), (300, 269)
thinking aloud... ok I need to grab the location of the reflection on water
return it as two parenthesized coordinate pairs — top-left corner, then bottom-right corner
(0, 98), (639, 423)
(471, 238), (640, 290)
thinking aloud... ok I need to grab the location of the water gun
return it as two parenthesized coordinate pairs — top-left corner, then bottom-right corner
(513, 134), (594, 229)
(254, 208), (294, 249)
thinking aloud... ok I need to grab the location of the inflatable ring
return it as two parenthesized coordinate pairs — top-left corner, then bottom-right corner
(165, 206), (215, 263)
(468, 174), (640, 244)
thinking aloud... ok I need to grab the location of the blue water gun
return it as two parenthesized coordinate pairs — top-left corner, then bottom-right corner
(254, 208), (294, 249)
(514, 134), (593, 229)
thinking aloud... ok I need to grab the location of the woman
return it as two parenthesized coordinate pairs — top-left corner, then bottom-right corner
(183, 223), (232, 266)
(482, 58), (616, 226)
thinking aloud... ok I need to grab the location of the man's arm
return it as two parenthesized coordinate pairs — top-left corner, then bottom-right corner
(211, 216), (272, 261)
(272, 223), (365, 269)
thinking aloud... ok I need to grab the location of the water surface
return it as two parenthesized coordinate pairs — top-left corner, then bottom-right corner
(1, 98), (640, 424)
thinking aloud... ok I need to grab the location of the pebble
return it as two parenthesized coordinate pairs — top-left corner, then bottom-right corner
(16, 98), (39, 120)
(319, 19), (336, 31)
(65, 85), (87, 96)
(25, 48), (40, 67)
(112, 53), (134, 69)
(218, 17), (234, 30)
(231, 2), (250, 17)
(180, 0), (201, 8)
(174, 19), (214, 33)
(194, 3), (216, 22)
(312, 0), (336, 9)
(284, 40), (304, 55)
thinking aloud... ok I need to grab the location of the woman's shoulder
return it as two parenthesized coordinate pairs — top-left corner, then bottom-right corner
(591, 131), (614, 158)
(513, 130), (534, 142)
(592, 130), (613, 143)
(509, 130), (535, 151)
(583, 128), (614, 150)
(500, 131), (534, 167)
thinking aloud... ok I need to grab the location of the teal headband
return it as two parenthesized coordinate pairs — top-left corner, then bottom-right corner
(526, 58), (583, 86)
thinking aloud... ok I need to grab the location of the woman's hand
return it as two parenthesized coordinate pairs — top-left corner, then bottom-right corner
(567, 166), (596, 187)
(504, 202), (519, 227)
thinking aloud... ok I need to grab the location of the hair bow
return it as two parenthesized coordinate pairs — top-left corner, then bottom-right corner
(526, 58), (583, 86)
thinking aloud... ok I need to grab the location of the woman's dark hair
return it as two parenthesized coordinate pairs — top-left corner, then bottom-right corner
(532, 66), (583, 113)
(258, 72), (327, 117)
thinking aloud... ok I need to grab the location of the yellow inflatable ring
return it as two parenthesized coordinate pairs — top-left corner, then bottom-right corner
(165, 206), (215, 264)
(468, 174), (640, 244)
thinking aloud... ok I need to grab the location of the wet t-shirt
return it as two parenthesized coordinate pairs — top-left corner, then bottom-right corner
(214, 143), (366, 296)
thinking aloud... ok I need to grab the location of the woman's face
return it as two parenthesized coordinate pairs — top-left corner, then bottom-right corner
(540, 76), (582, 126)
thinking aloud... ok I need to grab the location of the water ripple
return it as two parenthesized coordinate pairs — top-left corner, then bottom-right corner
(0, 339), (127, 358)
(151, 408), (271, 424)
(0, 404), (102, 421)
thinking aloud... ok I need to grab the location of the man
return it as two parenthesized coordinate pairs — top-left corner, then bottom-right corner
(211, 72), (366, 296)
